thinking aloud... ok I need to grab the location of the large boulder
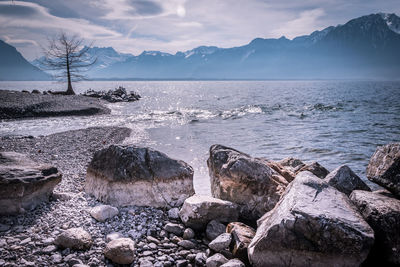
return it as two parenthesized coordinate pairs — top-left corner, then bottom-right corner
(226, 222), (255, 265)
(248, 171), (374, 267)
(324, 165), (370, 195)
(366, 143), (400, 197)
(207, 145), (288, 221)
(85, 145), (194, 208)
(0, 152), (62, 214)
(179, 195), (239, 230)
(350, 190), (400, 265)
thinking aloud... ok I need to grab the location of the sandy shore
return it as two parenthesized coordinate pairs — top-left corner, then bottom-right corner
(0, 90), (110, 120)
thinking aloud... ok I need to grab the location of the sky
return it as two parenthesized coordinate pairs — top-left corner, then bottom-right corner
(0, 0), (399, 60)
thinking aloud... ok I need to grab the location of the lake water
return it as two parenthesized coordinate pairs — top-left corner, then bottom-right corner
(1, 80), (399, 194)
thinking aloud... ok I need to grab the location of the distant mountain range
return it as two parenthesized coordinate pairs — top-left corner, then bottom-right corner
(1, 13), (400, 80)
(0, 40), (49, 81)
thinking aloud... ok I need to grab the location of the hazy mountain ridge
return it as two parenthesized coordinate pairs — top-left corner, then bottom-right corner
(4, 12), (400, 80)
(0, 40), (49, 81)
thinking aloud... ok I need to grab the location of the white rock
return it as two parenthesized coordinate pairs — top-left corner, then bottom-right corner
(90, 205), (119, 222)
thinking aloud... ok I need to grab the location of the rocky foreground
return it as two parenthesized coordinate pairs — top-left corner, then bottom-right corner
(0, 127), (399, 267)
(0, 90), (110, 120)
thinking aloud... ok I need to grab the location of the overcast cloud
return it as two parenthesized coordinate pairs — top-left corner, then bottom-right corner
(0, 0), (399, 60)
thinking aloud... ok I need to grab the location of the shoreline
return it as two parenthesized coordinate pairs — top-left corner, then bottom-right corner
(0, 127), (209, 266)
(0, 90), (110, 120)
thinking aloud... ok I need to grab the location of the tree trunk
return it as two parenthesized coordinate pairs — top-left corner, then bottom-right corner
(65, 53), (75, 95)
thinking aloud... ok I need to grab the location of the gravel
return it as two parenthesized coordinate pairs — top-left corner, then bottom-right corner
(0, 126), (208, 266)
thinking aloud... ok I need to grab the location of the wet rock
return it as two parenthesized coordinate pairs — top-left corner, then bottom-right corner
(183, 228), (195, 240)
(209, 233), (232, 252)
(164, 223), (185, 236)
(207, 145), (288, 220)
(226, 222), (255, 264)
(85, 145), (194, 207)
(0, 151), (62, 214)
(104, 238), (136, 265)
(206, 220), (226, 241)
(248, 171), (374, 267)
(366, 143), (400, 197)
(296, 161), (329, 178)
(206, 253), (228, 267)
(220, 259), (245, 267)
(350, 190), (400, 265)
(179, 195), (238, 230)
(54, 227), (92, 250)
(82, 86), (141, 103)
(324, 165), (370, 195)
(89, 204), (119, 222)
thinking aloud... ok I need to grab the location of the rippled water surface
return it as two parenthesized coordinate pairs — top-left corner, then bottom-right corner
(1, 80), (400, 194)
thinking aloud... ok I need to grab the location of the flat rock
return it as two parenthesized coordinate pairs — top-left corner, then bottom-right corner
(0, 151), (62, 214)
(366, 143), (400, 197)
(54, 227), (92, 250)
(324, 165), (371, 195)
(85, 145), (194, 207)
(350, 190), (400, 265)
(104, 238), (136, 265)
(248, 171), (374, 267)
(179, 195), (239, 230)
(178, 240), (196, 249)
(209, 233), (232, 252)
(296, 161), (329, 178)
(206, 253), (229, 267)
(226, 222), (255, 264)
(207, 145), (288, 221)
(90, 204), (119, 222)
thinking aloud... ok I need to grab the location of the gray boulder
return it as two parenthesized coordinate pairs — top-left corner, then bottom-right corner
(164, 223), (185, 236)
(0, 152), (62, 214)
(90, 204), (119, 222)
(366, 143), (400, 197)
(209, 233), (232, 252)
(206, 253), (229, 267)
(207, 145), (288, 221)
(54, 228), (92, 250)
(179, 195), (239, 230)
(350, 190), (400, 265)
(296, 161), (329, 178)
(248, 171), (374, 267)
(85, 145), (194, 208)
(104, 238), (135, 264)
(226, 222), (255, 264)
(206, 220), (226, 241)
(324, 165), (370, 195)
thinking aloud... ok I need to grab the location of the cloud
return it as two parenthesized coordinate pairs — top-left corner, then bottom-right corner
(271, 8), (326, 38)
(127, 0), (164, 16)
(0, 4), (38, 16)
(1, 0), (400, 61)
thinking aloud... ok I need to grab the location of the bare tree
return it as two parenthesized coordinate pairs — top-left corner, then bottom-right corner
(42, 32), (97, 95)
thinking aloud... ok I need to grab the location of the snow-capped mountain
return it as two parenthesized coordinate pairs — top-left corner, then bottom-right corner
(26, 12), (400, 80)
